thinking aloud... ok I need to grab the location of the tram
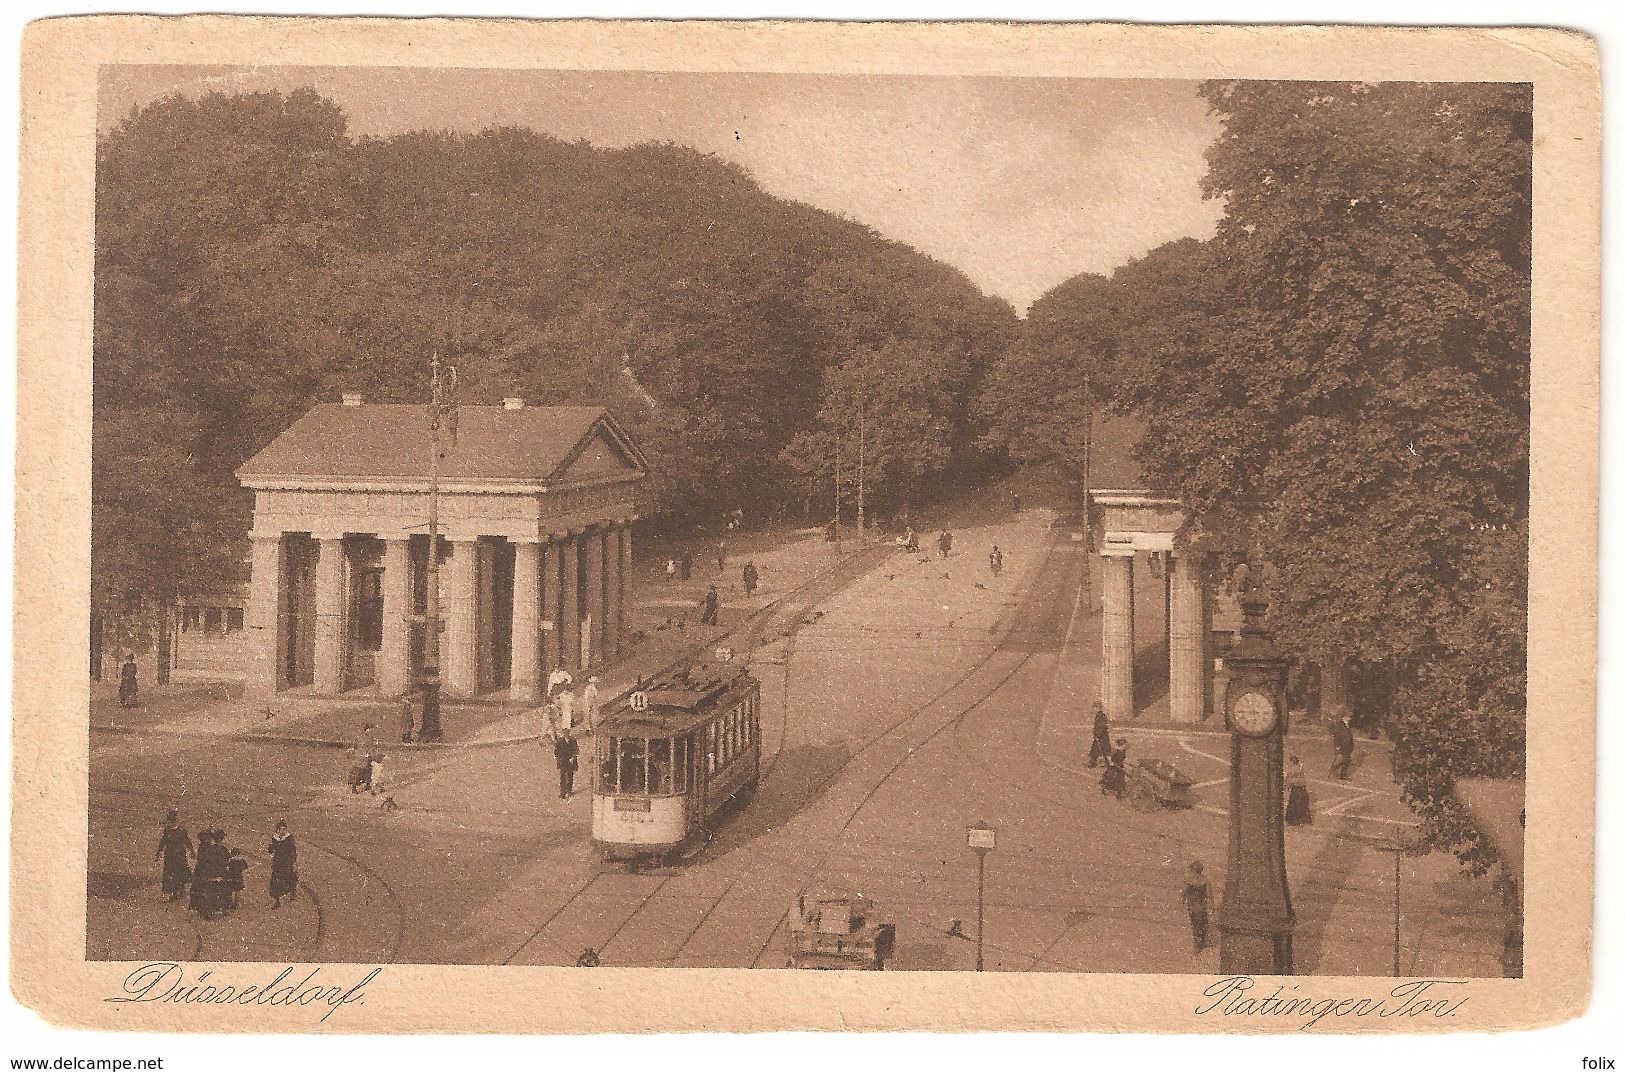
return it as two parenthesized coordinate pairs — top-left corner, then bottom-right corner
(591, 662), (762, 865)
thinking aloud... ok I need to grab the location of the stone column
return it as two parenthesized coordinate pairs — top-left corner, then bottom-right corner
(611, 521), (630, 659)
(510, 539), (543, 703)
(541, 539), (559, 676)
(1168, 550), (1211, 724)
(378, 538), (413, 696)
(1101, 549), (1135, 721)
(312, 535), (347, 695)
(583, 525), (605, 667)
(559, 532), (581, 673)
(443, 538), (480, 699)
(245, 531), (285, 694)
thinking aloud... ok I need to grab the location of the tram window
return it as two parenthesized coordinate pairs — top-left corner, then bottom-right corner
(649, 738), (672, 795)
(619, 738), (647, 794)
(600, 737), (618, 793)
(673, 737), (688, 792)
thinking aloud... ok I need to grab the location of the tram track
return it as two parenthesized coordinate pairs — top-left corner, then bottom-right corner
(656, 532), (1077, 968)
(89, 784), (408, 964)
(508, 526), (1071, 968)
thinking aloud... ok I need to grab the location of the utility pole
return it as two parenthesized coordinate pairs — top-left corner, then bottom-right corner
(418, 350), (457, 743)
(857, 379), (866, 539)
(833, 431), (843, 547)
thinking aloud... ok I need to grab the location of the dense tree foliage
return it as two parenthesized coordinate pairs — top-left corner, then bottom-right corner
(979, 81), (1532, 870)
(93, 89), (1016, 620)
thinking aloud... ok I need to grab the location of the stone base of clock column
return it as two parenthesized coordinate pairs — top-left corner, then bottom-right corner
(1218, 927), (1294, 975)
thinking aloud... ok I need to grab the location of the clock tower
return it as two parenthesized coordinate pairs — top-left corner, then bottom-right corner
(1219, 569), (1295, 974)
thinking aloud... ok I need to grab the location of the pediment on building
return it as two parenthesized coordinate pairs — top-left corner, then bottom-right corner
(550, 418), (647, 488)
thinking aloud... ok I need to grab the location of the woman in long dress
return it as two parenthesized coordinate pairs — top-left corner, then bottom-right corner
(187, 830), (216, 913)
(1285, 755), (1314, 825)
(267, 820), (298, 909)
(1100, 738), (1128, 799)
(154, 810), (193, 903)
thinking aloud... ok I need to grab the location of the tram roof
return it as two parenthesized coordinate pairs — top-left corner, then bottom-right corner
(598, 665), (758, 737)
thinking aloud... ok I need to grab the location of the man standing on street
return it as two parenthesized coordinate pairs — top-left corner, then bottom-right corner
(1330, 712), (1355, 780)
(1182, 861), (1212, 953)
(699, 585), (720, 626)
(1087, 701), (1112, 768)
(554, 732), (580, 799)
(397, 695), (415, 745)
(118, 653), (139, 708)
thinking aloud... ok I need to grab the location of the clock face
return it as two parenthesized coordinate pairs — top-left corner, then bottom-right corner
(1230, 690), (1278, 736)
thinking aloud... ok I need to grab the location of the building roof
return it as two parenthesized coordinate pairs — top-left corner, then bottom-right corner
(237, 402), (647, 489)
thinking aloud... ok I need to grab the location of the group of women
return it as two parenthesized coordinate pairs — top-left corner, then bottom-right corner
(154, 811), (300, 919)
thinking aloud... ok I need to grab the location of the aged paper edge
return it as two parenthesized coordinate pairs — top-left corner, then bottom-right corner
(11, 16), (1600, 1034)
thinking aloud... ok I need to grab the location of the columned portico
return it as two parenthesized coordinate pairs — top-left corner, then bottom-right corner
(1100, 549), (1136, 722)
(312, 535), (347, 695)
(541, 539), (560, 676)
(1091, 489), (1218, 722)
(238, 400), (647, 707)
(378, 538), (413, 696)
(443, 539), (480, 699)
(1168, 549), (1211, 724)
(510, 539), (543, 703)
(245, 532), (285, 695)
(584, 525), (605, 668)
(612, 521), (630, 658)
(559, 531), (581, 674)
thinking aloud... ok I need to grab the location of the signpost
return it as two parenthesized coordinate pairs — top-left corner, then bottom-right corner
(966, 820), (996, 971)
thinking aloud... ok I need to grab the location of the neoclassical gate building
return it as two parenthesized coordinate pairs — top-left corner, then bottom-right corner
(236, 395), (647, 702)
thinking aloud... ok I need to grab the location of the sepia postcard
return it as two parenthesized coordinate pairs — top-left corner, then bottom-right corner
(12, 16), (1599, 1033)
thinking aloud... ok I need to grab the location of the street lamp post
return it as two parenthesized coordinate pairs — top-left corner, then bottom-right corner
(966, 820), (996, 971)
(417, 351), (457, 743)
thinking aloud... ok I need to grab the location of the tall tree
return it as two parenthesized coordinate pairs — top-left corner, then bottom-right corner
(1026, 81), (1531, 868)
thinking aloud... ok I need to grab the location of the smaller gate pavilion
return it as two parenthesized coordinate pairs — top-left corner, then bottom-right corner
(236, 394), (647, 702)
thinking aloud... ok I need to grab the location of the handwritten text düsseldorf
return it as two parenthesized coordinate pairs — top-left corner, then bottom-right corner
(105, 963), (380, 1023)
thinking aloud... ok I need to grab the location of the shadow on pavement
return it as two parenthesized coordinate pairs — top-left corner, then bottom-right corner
(702, 742), (854, 859)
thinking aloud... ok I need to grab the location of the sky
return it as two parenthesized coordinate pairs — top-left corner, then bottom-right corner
(100, 66), (1226, 312)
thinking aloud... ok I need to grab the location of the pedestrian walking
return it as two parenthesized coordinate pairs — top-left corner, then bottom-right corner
(368, 754), (389, 800)
(397, 695), (415, 745)
(187, 830), (214, 915)
(989, 545), (1004, 576)
(742, 561), (759, 596)
(1285, 755), (1313, 825)
(266, 820), (298, 909)
(666, 558), (678, 582)
(554, 732), (580, 798)
(226, 849), (248, 910)
(154, 809), (193, 903)
(1330, 714), (1355, 780)
(582, 676), (600, 734)
(346, 746), (371, 793)
(937, 530), (953, 558)
(905, 528), (920, 554)
(1100, 737), (1128, 799)
(191, 828), (231, 919)
(716, 541), (727, 573)
(680, 552), (693, 581)
(1182, 861), (1212, 953)
(118, 653), (139, 708)
(699, 585), (720, 626)
(554, 686), (576, 734)
(1087, 702), (1112, 769)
